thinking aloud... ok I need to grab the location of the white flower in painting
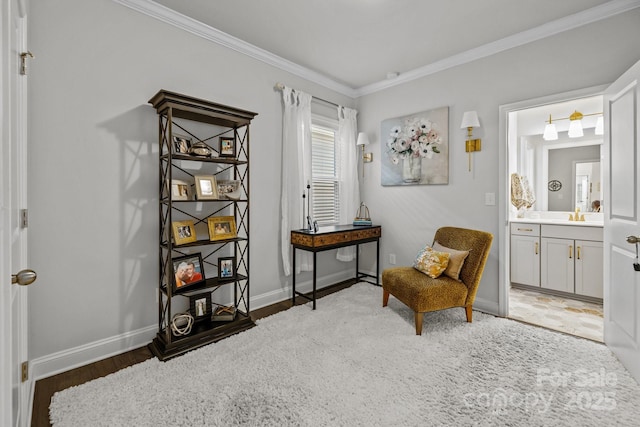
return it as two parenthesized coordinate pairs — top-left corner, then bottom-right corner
(396, 138), (410, 151)
(390, 154), (400, 165)
(419, 119), (432, 133)
(419, 143), (435, 158)
(411, 140), (420, 152)
(418, 134), (428, 144)
(390, 126), (402, 137)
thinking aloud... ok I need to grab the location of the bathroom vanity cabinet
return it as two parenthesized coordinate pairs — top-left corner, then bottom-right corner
(510, 222), (603, 300)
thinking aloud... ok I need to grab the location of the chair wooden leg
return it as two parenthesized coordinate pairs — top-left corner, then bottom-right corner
(414, 312), (423, 335)
(465, 305), (473, 323)
(382, 289), (389, 307)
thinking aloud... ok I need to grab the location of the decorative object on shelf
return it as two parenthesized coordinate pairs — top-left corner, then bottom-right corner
(356, 132), (372, 177)
(460, 110), (481, 172)
(169, 179), (192, 201)
(212, 304), (236, 322)
(188, 141), (213, 158)
(171, 220), (197, 245)
(217, 180), (241, 200)
(381, 107), (449, 186)
(189, 292), (212, 322)
(219, 136), (235, 157)
(511, 173), (535, 218)
(548, 179), (562, 192)
(353, 202), (372, 226)
(172, 134), (192, 154)
(207, 216), (237, 241)
(194, 175), (219, 200)
(218, 256), (236, 281)
(170, 312), (194, 336)
(543, 110), (603, 141)
(172, 253), (206, 293)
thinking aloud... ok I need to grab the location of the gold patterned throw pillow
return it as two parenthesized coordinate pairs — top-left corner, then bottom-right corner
(413, 246), (450, 278)
(433, 241), (470, 281)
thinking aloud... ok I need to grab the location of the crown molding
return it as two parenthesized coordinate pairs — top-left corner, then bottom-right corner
(112, 0), (359, 98)
(114, 0), (640, 100)
(355, 0), (640, 97)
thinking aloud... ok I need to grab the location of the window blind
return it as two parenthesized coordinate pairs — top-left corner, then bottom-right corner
(311, 123), (339, 225)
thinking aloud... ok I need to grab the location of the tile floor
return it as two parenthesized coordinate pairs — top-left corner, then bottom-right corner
(508, 286), (603, 342)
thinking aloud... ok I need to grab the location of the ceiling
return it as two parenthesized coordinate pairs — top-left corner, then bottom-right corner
(150, 0), (636, 96)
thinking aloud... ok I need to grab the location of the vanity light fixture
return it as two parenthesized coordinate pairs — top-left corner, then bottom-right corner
(542, 110), (602, 141)
(356, 132), (372, 177)
(460, 111), (481, 172)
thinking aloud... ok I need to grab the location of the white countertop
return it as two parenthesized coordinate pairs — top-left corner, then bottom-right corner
(510, 211), (603, 227)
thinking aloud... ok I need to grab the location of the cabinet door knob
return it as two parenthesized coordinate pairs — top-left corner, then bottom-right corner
(569, 245), (573, 259)
(577, 246), (581, 260)
(535, 242), (538, 255)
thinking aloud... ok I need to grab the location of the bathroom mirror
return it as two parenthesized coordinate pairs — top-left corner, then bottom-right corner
(546, 145), (601, 212)
(573, 160), (601, 213)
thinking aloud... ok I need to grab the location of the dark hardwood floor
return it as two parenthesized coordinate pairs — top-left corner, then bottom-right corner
(32, 280), (356, 427)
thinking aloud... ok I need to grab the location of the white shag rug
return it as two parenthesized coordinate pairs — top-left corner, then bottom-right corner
(50, 283), (640, 426)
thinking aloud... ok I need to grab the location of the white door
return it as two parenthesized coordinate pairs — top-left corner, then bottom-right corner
(1, 0), (32, 426)
(603, 59), (640, 383)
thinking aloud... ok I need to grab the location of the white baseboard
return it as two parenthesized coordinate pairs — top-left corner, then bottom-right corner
(473, 296), (500, 316)
(30, 324), (157, 382)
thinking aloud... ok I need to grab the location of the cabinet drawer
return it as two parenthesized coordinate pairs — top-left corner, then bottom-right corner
(510, 223), (540, 236)
(314, 232), (352, 247)
(352, 227), (381, 240)
(541, 224), (603, 241)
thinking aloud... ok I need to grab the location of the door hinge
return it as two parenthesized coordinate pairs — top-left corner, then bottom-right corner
(21, 361), (28, 382)
(20, 51), (34, 75)
(20, 209), (28, 228)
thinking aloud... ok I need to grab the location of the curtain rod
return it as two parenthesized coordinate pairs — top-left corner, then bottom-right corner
(275, 82), (340, 109)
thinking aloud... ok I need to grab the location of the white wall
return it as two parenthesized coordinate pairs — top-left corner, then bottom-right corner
(356, 10), (640, 310)
(27, 0), (640, 377)
(27, 0), (356, 371)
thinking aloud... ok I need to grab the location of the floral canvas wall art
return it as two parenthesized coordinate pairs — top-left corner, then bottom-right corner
(381, 107), (449, 186)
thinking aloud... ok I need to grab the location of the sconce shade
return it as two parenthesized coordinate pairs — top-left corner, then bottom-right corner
(543, 123), (558, 141)
(356, 132), (370, 146)
(568, 119), (584, 138)
(460, 111), (480, 129)
(595, 116), (604, 135)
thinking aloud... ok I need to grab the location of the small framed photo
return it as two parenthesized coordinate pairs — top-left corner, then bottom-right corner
(218, 257), (236, 281)
(189, 292), (212, 321)
(172, 134), (192, 154)
(219, 137), (235, 158)
(172, 220), (197, 245)
(172, 253), (206, 293)
(217, 180), (241, 200)
(208, 216), (237, 241)
(169, 179), (192, 201)
(194, 175), (219, 200)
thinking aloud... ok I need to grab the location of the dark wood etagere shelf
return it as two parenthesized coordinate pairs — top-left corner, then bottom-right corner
(148, 90), (257, 361)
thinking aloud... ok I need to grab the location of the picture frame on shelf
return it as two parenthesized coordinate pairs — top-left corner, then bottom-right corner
(194, 175), (219, 200)
(207, 216), (237, 241)
(169, 179), (192, 201)
(171, 220), (197, 246)
(216, 180), (241, 200)
(219, 136), (235, 158)
(218, 256), (236, 281)
(172, 253), (206, 293)
(189, 292), (212, 321)
(172, 134), (192, 154)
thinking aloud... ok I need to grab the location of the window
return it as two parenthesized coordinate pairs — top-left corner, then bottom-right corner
(311, 117), (339, 225)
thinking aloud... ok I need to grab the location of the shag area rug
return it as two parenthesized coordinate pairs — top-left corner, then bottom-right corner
(50, 283), (640, 426)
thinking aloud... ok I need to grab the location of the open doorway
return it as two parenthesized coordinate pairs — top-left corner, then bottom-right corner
(499, 87), (605, 342)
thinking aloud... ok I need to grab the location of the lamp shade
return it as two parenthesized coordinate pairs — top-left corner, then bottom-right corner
(568, 119), (584, 138)
(460, 111), (480, 129)
(595, 116), (604, 135)
(356, 132), (370, 146)
(543, 123), (558, 141)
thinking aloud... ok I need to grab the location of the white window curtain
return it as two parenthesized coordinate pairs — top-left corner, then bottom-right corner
(280, 86), (313, 276)
(336, 106), (360, 262)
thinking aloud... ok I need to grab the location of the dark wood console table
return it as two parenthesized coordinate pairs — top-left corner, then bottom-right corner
(291, 224), (381, 309)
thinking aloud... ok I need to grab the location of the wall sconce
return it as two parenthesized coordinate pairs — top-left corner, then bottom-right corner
(356, 132), (372, 177)
(542, 110), (603, 141)
(460, 111), (481, 172)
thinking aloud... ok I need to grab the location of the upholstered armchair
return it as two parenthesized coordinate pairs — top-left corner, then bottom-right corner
(382, 226), (493, 335)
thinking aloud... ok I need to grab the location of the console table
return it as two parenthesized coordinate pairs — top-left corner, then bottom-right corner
(291, 224), (381, 309)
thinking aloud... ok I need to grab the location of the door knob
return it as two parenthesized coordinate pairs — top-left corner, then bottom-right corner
(627, 236), (640, 244)
(11, 269), (37, 286)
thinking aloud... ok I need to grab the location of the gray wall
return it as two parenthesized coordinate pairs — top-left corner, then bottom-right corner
(27, 0), (640, 373)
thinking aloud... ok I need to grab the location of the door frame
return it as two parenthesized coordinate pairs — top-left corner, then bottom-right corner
(497, 84), (608, 317)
